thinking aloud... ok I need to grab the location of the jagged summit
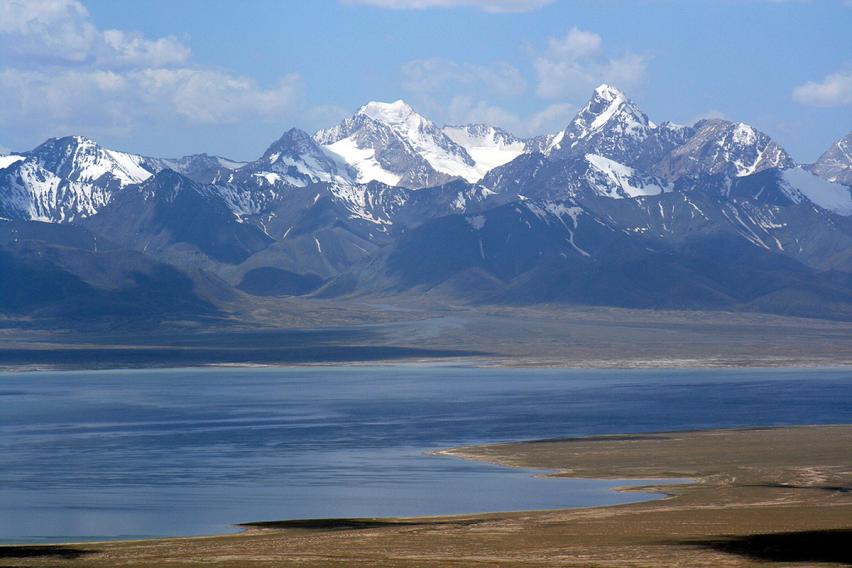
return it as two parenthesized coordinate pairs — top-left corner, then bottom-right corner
(262, 128), (320, 161)
(574, 84), (649, 134)
(655, 118), (794, 180)
(544, 84), (668, 169)
(239, 127), (350, 189)
(592, 83), (628, 104)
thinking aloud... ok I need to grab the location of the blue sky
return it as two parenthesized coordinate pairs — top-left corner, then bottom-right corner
(1, 0), (850, 162)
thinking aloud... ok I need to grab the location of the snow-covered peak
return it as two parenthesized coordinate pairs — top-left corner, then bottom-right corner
(0, 136), (164, 223)
(262, 128), (324, 162)
(443, 124), (521, 148)
(314, 101), (481, 188)
(656, 119), (794, 180)
(239, 128), (352, 189)
(545, 85), (669, 170)
(442, 124), (527, 175)
(29, 135), (154, 187)
(577, 83), (649, 135)
(732, 123), (757, 146)
(593, 83), (627, 102)
(358, 100), (418, 125)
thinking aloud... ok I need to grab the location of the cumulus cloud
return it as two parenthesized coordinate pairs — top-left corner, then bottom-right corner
(682, 109), (727, 125)
(398, 26), (648, 136)
(0, 0), (304, 144)
(0, 67), (303, 139)
(534, 27), (650, 99)
(402, 59), (526, 97)
(0, 0), (189, 66)
(341, 0), (552, 12)
(524, 102), (576, 134)
(792, 69), (852, 107)
(445, 96), (574, 136)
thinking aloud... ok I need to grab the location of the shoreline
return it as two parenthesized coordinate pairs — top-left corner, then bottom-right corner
(2, 425), (851, 566)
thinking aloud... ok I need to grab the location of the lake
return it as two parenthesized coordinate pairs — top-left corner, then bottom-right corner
(1, 365), (850, 543)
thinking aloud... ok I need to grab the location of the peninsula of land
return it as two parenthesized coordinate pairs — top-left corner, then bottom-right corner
(2, 425), (851, 567)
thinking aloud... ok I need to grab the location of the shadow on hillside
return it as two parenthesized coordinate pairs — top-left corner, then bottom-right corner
(680, 529), (852, 565)
(0, 545), (91, 559)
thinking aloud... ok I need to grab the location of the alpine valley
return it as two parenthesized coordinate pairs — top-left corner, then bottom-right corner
(3, 84), (852, 332)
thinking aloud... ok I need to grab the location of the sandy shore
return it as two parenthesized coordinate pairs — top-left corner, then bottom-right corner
(2, 425), (851, 567)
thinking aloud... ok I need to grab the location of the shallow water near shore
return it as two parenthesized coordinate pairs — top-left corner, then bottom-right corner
(1, 366), (850, 543)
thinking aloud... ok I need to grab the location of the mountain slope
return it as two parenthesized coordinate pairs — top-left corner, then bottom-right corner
(0, 219), (220, 319)
(82, 170), (273, 265)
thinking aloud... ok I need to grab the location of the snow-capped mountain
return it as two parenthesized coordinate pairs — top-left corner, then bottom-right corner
(28, 136), (155, 188)
(442, 124), (527, 176)
(315, 100), (480, 189)
(0, 136), (158, 222)
(0, 135), (254, 222)
(655, 119), (794, 181)
(811, 131), (852, 187)
(237, 128), (352, 190)
(535, 85), (791, 192)
(546, 84), (690, 170)
(5, 84), (852, 320)
(0, 159), (98, 222)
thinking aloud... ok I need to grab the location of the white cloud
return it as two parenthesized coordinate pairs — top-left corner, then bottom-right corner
(0, 67), (303, 140)
(534, 27), (650, 99)
(303, 104), (351, 127)
(446, 96), (521, 128)
(397, 26), (648, 136)
(134, 69), (302, 125)
(342, 0), (551, 12)
(100, 30), (190, 67)
(402, 58), (526, 97)
(792, 69), (852, 107)
(445, 96), (574, 136)
(0, 0), (189, 66)
(683, 109), (727, 125)
(0, 0), (305, 143)
(524, 102), (576, 134)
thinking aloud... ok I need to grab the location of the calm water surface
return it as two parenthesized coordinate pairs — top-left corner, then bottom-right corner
(1, 366), (850, 543)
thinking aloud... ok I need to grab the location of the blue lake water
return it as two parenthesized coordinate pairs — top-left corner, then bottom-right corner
(0, 365), (850, 543)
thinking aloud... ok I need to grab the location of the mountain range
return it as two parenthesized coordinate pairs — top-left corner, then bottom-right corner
(2, 84), (852, 321)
